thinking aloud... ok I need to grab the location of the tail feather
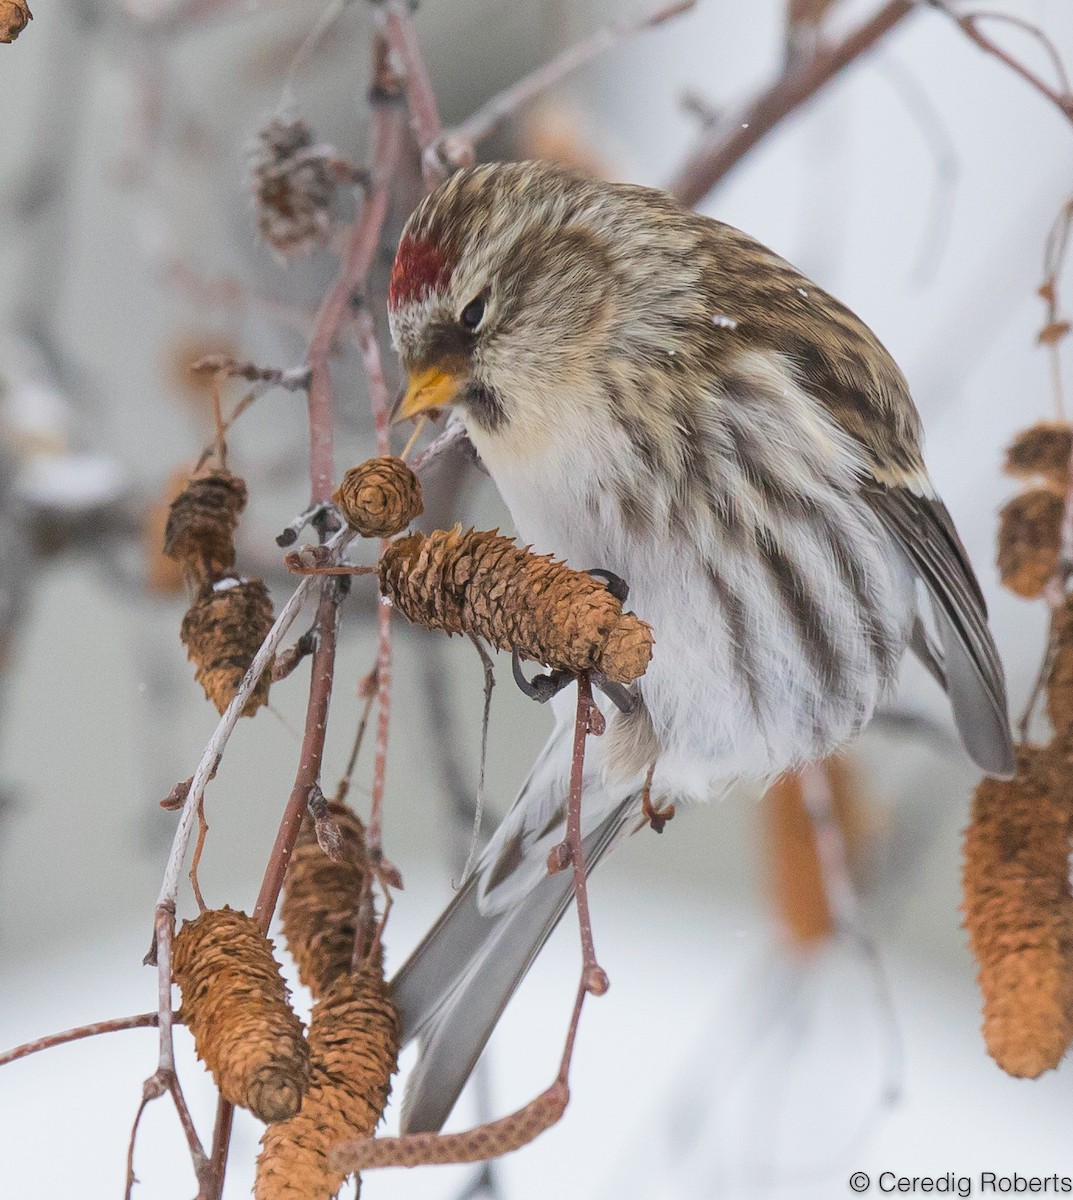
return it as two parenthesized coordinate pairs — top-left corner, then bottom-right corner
(392, 803), (635, 1135)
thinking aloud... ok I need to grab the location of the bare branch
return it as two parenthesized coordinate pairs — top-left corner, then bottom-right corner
(667, 1), (915, 207)
(447, 0), (697, 151)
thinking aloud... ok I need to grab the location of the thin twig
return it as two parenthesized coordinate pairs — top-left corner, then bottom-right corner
(129, 906), (211, 1199)
(667, 1), (915, 207)
(332, 669), (379, 805)
(455, 635), (496, 888)
(446, 0), (697, 150)
(925, 3), (1073, 125)
(331, 678), (602, 1171)
(0, 1013), (162, 1069)
(352, 306), (397, 862)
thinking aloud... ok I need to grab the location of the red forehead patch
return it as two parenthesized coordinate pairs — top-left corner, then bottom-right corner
(389, 235), (453, 309)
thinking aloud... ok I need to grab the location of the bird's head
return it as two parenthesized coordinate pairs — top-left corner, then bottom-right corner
(388, 162), (644, 455)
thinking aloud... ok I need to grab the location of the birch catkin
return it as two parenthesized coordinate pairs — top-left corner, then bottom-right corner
(173, 908), (310, 1123)
(180, 578), (274, 715)
(962, 745), (1073, 1077)
(379, 526), (653, 684)
(280, 803), (373, 999)
(1003, 422), (1072, 491)
(1048, 596), (1073, 737)
(255, 963), (400, 1200)
(164, 469), (248, 589)
(996, 489), (1063, 599)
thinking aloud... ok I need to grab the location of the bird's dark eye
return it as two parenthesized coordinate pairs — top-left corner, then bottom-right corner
(459, 296), (486, 331)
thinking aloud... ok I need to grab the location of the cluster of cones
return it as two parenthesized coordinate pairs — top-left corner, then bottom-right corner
(172, 803), (399, 1200)
(963, 422), (1073, 1077)
(162, 468), (275, 717)
(334, 454), (654, 684)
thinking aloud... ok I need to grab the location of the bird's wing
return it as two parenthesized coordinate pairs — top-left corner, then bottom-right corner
(763, 282), (1015, 779)
(860, 481), (1013, 778)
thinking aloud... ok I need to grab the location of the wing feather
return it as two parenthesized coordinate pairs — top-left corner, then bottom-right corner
(864, 483), (1014, 778)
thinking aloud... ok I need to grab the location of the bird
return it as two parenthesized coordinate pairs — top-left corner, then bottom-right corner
(385, 159), (1014, 1134)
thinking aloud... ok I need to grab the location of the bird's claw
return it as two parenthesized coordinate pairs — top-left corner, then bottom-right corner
(512, 652), (573, 703)
(592, 673), (638, 715)
(585, 567), (630, 603)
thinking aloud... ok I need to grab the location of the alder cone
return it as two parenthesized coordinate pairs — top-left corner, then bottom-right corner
(280, 803), (373, 999)
(0, 0), (31, 42)
(255, 964), (400, 1200)
(145, 469), (192, 595)
(1004, 423), (1072, 492)
(334, 456), (423, 538)
(180, 578), (274, 715)
(1048, 596), (1073, 737)
(962, 745), (1073, 1077)
(173, 908), (310, 1123)
(251, 116), (335, 260)
(379, 526), (653, 684)
(996, 489), (1063, 599)
(164, 469), (248, 588)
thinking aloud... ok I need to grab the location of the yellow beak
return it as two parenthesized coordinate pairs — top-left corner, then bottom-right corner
(392, 366), (465, 424)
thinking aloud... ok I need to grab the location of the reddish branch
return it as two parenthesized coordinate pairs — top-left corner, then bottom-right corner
(927, 4), (1073, 125)
(0, 1013), (161, 1068)
(667, 0), (915, 207)
(202, 34), (413, 1200)
(330, 676), (605, 1170)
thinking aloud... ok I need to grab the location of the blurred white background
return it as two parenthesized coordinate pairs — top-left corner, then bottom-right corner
(1, 1), (1073, 1197)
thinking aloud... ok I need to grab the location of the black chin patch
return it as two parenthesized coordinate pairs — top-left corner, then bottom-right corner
(462, 382), (506, 433)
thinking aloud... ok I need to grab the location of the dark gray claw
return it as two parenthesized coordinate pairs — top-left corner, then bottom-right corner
(511, 651), (573, 703)
(585, 568), (629, 603)
(592, 674), (638, 714)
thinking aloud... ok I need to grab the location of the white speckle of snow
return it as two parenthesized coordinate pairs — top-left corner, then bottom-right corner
(741, 122), (749, 129)
(668, 348), (677, 356)
(712, 314), (739, 330)
(797, 287), (809, 298)
(211, 577), (242, 593)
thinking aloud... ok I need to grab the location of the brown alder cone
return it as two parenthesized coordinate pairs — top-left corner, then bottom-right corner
(145, 469), (191, 595)
(996, 489), (1063, 599)
(255, 962), (400, 1200)
(280, 803), (374, 999)
(379, 526), (653, 684)
(962, 744), (1073, 1077)
(251, 116), (335, 260)
(180, 578), (274, 715)
(173, 908), (310, 1123)
(334, 456), (423, 538)
(164, 469), (248, 589)
(0, 0), (31, 42)
(761, 756), (868, 946)
(1004, 423), (1072, 492)
(1048, 595), (1073, 737)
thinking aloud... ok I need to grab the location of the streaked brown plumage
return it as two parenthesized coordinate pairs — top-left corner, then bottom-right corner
(385, 160), (1014, 1133)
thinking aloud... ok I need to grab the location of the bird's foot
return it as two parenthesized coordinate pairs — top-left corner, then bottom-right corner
(511, 652), (573, 703)
(584, 567), (629, 603)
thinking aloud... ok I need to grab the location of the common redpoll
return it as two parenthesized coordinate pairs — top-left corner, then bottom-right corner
(386, 160), (1013, 1132)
